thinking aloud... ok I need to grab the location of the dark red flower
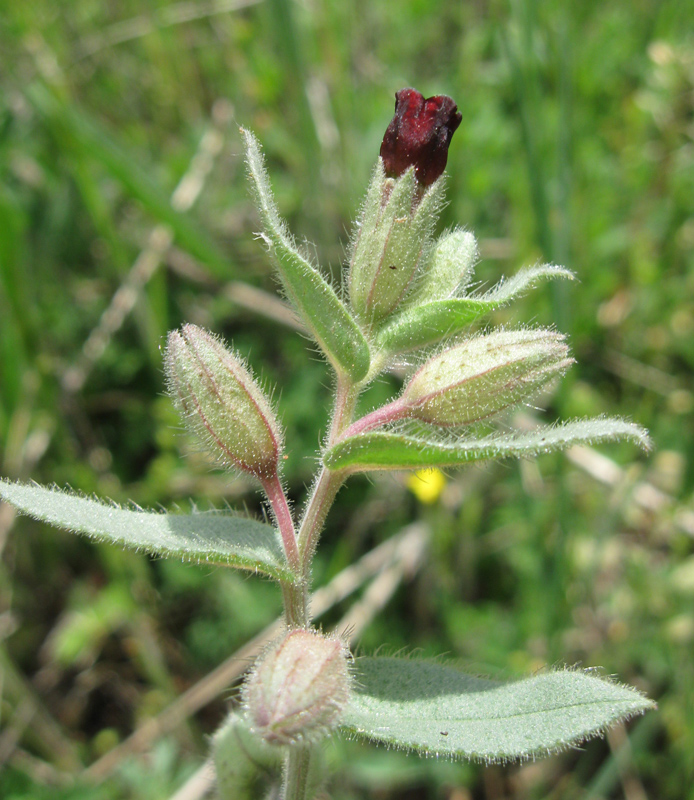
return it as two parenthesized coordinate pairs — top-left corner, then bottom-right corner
(380, 88), (462, 186)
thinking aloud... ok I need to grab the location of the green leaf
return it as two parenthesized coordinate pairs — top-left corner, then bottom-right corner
(410, 228), (478, 305)
(376, 264), (574, 354)
(342, 657), (655, 763)
(212, 710), (328, 799)
(0, 480), (295, 582)
(213, 712), (282, 799)
(241, 128), (370, 382)
(324, 418), (651, 472)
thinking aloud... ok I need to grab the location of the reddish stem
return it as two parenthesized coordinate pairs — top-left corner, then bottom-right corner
(338, 398), (410, 442)
(261, 471), (307, 627)
(261, 471), (300, 574)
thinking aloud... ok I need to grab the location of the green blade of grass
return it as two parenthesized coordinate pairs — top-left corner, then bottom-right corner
(25, 82), (234, 280)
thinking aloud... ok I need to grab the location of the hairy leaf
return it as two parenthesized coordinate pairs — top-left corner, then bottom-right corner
(342, 657), (655, 763)
(324, 418), (651, 472)
(376, 264), (574, 354)
(242, 128), (370, 382)
(0, 480), (295, 581)
(410, 228), (478, 305)
(213, 712), (282, 799)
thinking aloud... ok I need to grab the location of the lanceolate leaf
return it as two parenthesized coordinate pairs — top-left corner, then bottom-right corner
(376, 264), (574, 354)
(213, 712), (282, 799)
(324, 418), (651, 472)
(342, 657), (655, 763)
(213, 710), (327, 799)
(242, 128), (370, 382)
(0, 480), (295, 582)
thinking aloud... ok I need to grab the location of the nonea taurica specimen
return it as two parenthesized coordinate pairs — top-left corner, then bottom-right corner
(0, 88), (654, 799)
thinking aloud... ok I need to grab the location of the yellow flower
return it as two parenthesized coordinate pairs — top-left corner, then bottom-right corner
(407, 468), (446, 504)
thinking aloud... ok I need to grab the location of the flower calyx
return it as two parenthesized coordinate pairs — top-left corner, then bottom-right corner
(244, 628), (352, 746)
(165, 324), (283, 480)
(401, 328), (573, 426)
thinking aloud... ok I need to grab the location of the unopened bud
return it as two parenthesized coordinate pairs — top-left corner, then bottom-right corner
(380, 88), (462, 187)
(413, 228), (478, 304)
(349, 163), (444, 325)
(165, 324), (282, 479)
(244, 629), (351, 746)
(402, 329), (572, 426)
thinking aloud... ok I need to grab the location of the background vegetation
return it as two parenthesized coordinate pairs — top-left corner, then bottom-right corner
(1, 0), (693, 797)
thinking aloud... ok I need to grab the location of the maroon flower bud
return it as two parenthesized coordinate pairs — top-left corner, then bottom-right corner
(380, 88), (462, 186)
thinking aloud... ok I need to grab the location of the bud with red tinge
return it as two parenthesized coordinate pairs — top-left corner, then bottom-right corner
(401, 329), (573, 426)
(244, 629), (352, 746)
(165, 324), (283, 479)
(348, 88), (461, 327)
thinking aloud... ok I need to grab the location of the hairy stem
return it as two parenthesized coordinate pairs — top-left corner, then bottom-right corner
(297, 375), (359, 575)
(338, 397), (409, 440)
(280, 580), (308, 629)
(261, 471), (307, 628)
(280, 375), (360, 797)
(283, 744), (312, 800)
(262, 471), (300, 572)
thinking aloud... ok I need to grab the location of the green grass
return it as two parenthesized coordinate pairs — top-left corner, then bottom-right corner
(1, 0), (693, 797)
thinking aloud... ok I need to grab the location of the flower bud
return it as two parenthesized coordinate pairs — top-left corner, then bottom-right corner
(347, 88), (461, 327)
(348, 163), (444, 325)
(380, 88), (462, 186)
(244, 629), (351, 746)
(165, 324), (282, 479)
(412, 228), (478, 305)
(401, 329), (572, 426)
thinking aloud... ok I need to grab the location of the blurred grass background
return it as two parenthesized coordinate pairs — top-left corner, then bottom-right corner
(1, 0), (693, 797)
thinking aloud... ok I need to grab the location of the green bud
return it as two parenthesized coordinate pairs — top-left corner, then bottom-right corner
(165, 324), (282, 479)
(244, 629), (352, 746)
(348, 161), (445, 326)
(402, 329), (572, 426)
(213, 712), (281, 797)
(411, 228), (478, 305)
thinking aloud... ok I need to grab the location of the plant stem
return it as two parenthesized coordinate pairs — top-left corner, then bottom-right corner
(297, 375), (359, 574)
(299, 468), (346, 575)
(282, 375), (360, 798)
(261, 471), (307, 628)
(283, 744), (312, 800)
(280, 580), (308, 629)
(339, 397), (408, 440)
(262, 471), (300, 572)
